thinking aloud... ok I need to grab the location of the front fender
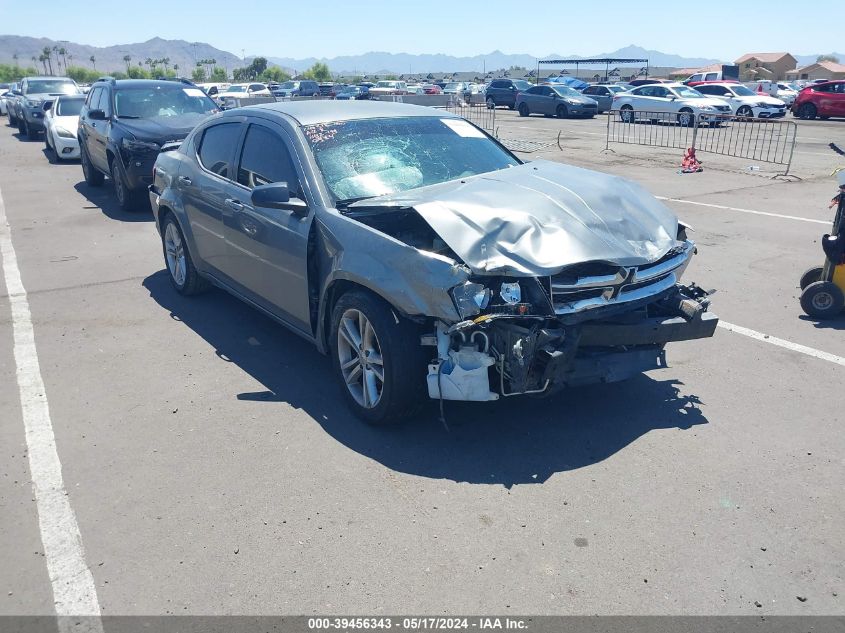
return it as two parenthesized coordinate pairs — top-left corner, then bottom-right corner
(313, 212), (470, 353)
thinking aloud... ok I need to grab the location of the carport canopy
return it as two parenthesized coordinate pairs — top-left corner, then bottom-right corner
(538, 58), (649, 82)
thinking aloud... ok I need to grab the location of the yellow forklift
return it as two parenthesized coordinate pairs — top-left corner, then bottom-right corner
(799, 157), (845, 319)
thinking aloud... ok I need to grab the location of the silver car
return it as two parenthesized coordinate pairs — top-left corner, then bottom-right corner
(150, 101), (717, 423)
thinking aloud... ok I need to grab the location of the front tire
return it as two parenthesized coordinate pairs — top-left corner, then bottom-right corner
(799, 266), (824, 291)
(111, 158), (142, 211)
(330, 291), (426, 425)
(486, 97), (495, 109)
(161, 214), (209, 296)
(518, 103), (529, 117)
(556, 104), (568, 119)
(80, 143), (104, 186)
(736, 105), (754, 119)
(620, 106), (634, 123)
(800, 281), (844, 318)
(678, 109), (695, 127)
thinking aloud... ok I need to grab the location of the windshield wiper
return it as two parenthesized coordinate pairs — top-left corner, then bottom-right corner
(116, 114), (141, 119)
(335, 195), (375, 209)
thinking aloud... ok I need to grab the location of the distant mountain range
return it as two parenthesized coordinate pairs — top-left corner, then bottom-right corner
(0, 36), (840, 76)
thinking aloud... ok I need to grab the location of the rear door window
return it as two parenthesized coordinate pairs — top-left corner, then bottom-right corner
(197, 122), (242, 179)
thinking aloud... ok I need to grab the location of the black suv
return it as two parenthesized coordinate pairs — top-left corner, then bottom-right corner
(484, 79), (532, 109)
(78, 78), (218, 210)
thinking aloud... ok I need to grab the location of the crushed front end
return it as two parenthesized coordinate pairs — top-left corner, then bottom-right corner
(425, 240), (717, 401)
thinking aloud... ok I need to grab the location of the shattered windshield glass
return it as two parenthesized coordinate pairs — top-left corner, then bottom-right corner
(303, 116), (520, 201)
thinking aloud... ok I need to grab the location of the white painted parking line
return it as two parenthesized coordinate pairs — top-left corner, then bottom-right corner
(718, 321), (845, 367)
(656, 196), (829, 225)
(0, 187), (103, 631)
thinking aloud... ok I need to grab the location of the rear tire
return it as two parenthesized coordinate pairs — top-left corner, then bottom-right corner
(556, 104), (568, 119)
(800, 281), (844, 318)
(330, 290), (426, 425)
(678, 109), (695, 127)
(80, 143), (104, 186)
(799, 266), (824, 291)
(798, 103), (817, 120)
(620, 106), (634, 123)
(518, 103), (529, 117)
(486, 98), (495, 109)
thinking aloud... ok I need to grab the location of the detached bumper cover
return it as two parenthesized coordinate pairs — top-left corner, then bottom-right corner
(580, 312), (719, 346)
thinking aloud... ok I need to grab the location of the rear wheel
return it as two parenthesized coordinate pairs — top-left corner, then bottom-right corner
(556, 104), (568, 119)
(620, 106), (634, 123)
(486, 97), (495, 109)
(80, 143), (104, 186)
(798, 103), (817, 120)
(518, 103), (529, 117)
(800, 281), (844, 318)
(330, 291), (426, 425)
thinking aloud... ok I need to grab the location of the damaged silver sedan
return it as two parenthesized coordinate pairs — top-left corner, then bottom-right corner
(149, 101), (717, 424)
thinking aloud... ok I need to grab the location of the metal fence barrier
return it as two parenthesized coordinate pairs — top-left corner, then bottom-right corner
(442, 98), (496, 135)
(605, 110), (798, 176)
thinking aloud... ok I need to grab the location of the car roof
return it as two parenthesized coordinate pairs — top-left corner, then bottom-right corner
(23, 76), (75, 81)
(246, 100), (460, 126)
(101, 79), (192, 89)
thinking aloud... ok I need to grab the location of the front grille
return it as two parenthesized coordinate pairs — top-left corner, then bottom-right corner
(549, 241), (693, 315)
(714, 105), (731, 112)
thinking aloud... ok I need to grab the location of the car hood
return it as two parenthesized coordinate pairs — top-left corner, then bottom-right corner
(25, 92), (80, 102)
(53, 114), (79, 129)
(349, 160), (678, 276)
(117, 114), (209, 142)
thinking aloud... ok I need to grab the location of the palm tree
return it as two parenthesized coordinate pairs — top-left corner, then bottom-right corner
(38, 54), (48, 75)
(12, 53), (19, 67)
(67, 53), (74, 68)
(59, 47), (68, 72)
(42, 47), (54, 74)
(123, 54), (131, 72)
(52, 45), (60, 72)
(173, 63), (179, 76)
(89, 55), (96, 70)
(161, 57), (170, 73)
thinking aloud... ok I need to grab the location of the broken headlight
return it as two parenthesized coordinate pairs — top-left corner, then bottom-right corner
(449, 281), (492, 319)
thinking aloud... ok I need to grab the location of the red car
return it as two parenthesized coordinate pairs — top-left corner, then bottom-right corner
(792, 81), (845, 120)
(422, 84), (442, 94)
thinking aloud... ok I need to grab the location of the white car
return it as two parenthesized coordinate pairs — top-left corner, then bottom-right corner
(44, 94), (86, 161)
(368, 81), (408, 96)
(0, 90), (10, 115)
(215, 82), (271, 105)
(404, 84), (426, 95)
(694, 83), (786, 119)
(612, 82), (732, 126)
(751, 80), (798, 106)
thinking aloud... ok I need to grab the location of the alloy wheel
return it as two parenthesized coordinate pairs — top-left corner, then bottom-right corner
(337, 308), (385, 409)
(164, 222), (187, 287)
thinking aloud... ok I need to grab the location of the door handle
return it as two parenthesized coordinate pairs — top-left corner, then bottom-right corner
(225, 198), (244, 211)
(177, 176), (192, 186)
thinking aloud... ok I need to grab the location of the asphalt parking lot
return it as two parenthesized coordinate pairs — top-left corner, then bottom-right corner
(1, 107), (844, 617)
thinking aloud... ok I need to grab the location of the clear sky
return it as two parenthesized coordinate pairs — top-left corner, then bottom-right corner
(2, 0), (842, 60)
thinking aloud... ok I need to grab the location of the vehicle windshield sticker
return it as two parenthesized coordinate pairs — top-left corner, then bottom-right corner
(183, 88), (206, 98)
(440, 118), (485, 138)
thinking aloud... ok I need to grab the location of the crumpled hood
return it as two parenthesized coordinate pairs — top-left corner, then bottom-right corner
(350, 160), (678, 276)
(118, 114), (208, 142)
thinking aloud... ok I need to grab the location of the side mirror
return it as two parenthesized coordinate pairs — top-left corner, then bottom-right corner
(251, 183), (308, 215)
(89, 109), (107, 121)
(13, 89), (22, 96)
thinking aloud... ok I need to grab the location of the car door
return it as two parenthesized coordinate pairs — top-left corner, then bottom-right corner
(830, 82), (845, 116)
(223, 120), (313, 332)
(80, 87), (109, 171)
(649, 86), (673, 112)
(630, 85), (656, 111)
(180, 119), (245, 275)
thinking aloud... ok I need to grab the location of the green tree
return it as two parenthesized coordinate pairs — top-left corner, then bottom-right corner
(89, 55), (96, 70)
(127, 66), (149, 79)
(192, 67), (206, 82)
(250, 57), (268, 77)
(232, 67), (248, 82)
(42, 47), (54, 74)
(817, 54), (840, 63)
(210, 67), (228, 82)
(123, 54), (132, 72)
(261, 66), (291, 83)
(303, 62), (331, 82)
